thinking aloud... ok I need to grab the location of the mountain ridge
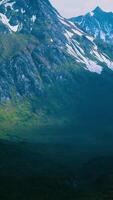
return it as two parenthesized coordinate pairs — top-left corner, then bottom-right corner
(70, 6), (113, 44)
(0, 1), (112, 101)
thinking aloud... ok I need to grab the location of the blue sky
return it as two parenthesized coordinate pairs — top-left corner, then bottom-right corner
(50, 0), (113, 18)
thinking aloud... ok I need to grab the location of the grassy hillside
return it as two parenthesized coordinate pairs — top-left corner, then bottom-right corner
(0, 33), (38, 62)
(0, 66), (112, 141)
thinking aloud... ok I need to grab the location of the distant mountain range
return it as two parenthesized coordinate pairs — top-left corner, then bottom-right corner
(70, 6), (113, 45)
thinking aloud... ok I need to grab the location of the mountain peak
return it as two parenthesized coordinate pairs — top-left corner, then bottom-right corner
(93, 6), (104, 13)
(70, 4), (113, 45)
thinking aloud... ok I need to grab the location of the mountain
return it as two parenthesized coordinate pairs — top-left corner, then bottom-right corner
(0, 2), (113, 199)
(0, 1), (113, 99)
(0, 1), (113, 138)
(70, 6), (113, 45)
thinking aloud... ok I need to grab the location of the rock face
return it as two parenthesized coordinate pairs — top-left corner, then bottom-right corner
(0, 1), (113, 101)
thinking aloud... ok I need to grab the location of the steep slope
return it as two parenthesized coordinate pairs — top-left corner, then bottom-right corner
(0, 1), (113, 101)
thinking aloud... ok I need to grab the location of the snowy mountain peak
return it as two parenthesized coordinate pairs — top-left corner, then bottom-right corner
(0, 0), (113, 100)
(88, 7), (103, 17)
(70, 7), (113, 45)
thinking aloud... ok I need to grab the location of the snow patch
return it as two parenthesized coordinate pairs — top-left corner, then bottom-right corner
(50, 38), (53, 42)
(100, 31), (106, 41)
(31, 15), (36, 23)
(21, 8), (25, 14)
(64, 30), (74, 41)
(0, 13), (19, 32)
(72, 29), (83, 36)
(5, 2), (15, 9)
(90, 11), (94, 17)
(85, 60), (102, 74)
(101, 54), (113, 70)
(66, 44), (77, 57)
(0, 0), (8, 5)
(86, 35), (94, 42)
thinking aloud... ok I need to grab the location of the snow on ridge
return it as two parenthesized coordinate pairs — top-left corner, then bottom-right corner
(5, 1), (15, 9)
(66, 44), (80, 61)
(66, 38), (103, 74)
(0, 0), (8, 5)
(72, 28), (83, 36)
(21, 8), (25, 14)
(63, 23), (103, 74)
(85, 60), (102, 74)
(31, 15), (36, 23)
(90, 11), (94, 17)
(86, 35), (94, 42)
(92, 48), (113, 71)
(0, 13), (19, 32)
(64, 30), (74, 41)
(101, 54), (113, 70)
(100, 31), (106, 41)
(59, 17), (71, 27)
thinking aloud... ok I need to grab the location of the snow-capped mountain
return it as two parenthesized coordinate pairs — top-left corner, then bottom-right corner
(0, 1), (113, 101)
(70, 7), (113, 45)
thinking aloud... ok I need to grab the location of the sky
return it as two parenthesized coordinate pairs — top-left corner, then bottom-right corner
(50, 0), (113, 18)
